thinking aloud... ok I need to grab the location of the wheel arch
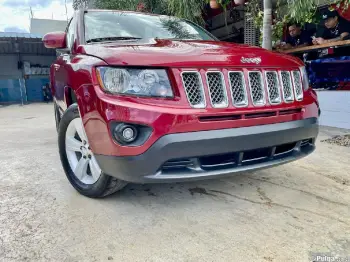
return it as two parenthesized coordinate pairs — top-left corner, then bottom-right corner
(64, 86), (78, 107)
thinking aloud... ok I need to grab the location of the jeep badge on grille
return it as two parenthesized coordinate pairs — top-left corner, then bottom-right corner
(241, 57), (262, 65)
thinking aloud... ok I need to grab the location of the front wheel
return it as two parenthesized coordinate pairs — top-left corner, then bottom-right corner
(54, 102), (60, 132)
(58, 104), (127, 198)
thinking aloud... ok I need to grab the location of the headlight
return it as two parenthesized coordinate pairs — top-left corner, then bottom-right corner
(300, 66), (310, 91)
(96, 67), (173, 98)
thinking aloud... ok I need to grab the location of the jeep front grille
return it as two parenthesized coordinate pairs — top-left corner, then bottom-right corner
(248, 71), (265, 106)
(280, 71), (294, 102)
(206, 72), (228, 108)
(180, 69), (302, 108)
(181, 72), (206, 108)
(228, 71), (248, 107)
(265, 71), (281, 104)
(292, 70), (303, 101)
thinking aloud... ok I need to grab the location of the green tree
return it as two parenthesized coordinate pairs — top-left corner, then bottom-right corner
(73, 0), (236, 25)
(73, 0), (307, 50)
(73, 0), (88, 9)
(287, 0), (350, 24)
(94, 0), (206, 24)
(74, 0), (350, 50)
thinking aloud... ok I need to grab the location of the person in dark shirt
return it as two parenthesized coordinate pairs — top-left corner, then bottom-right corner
(313, 9), (350, 45)
(276, 23), (313, 50)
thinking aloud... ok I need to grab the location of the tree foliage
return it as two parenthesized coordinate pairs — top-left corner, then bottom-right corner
(72, 0), (350, 49)
(287, 0), (350, 24)
(95, 0), (143, 11)
(72, 0), (209, 24)
(73, 0), (88, 9)
(94, 0), (207, 24)
(166, 0), (207, 24)
(247, 0), (287, 45)
(247, 0), (350, 46)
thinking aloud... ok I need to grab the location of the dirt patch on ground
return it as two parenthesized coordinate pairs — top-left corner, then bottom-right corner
(321, 134), (350, 147)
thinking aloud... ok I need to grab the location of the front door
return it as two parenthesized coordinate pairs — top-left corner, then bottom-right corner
(52, 16), (76, 112)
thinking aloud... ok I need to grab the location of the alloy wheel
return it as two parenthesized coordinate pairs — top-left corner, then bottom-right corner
(65, 118), (102, 185)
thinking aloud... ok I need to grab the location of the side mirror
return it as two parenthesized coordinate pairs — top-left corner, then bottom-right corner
(42, 32), (67, 49)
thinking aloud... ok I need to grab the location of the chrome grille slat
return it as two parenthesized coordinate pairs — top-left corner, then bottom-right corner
(292, 70), (303, 101)
(180, 69), (303, 108)
(265, 71), (281, 104)
(228, 71), (248, 107)
(181, 72), (206, 108)
(248, 71), (265, 106)
(280, 71), (294, 102)
(206, 72), (228, 108)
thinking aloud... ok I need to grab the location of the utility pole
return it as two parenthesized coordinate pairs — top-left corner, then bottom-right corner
(65, 0), (69, 22)
(29, 7), (34, 18)
(262, 0), (272, 50)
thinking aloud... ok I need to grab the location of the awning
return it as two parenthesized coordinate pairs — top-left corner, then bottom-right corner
(0, 32), (56, 56)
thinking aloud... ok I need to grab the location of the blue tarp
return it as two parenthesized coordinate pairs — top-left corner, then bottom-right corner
(308, 56), (350, 84)
(0, 77), (50, 104)
(25, 78), (49, 102)
(0, 79), (24, 103)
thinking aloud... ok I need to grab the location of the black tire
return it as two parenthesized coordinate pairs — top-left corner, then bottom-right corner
(58, 104), (127, 198)
(54, 102), (61, 132)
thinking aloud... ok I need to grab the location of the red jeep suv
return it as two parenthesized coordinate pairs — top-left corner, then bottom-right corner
(43, 9), (320, 198)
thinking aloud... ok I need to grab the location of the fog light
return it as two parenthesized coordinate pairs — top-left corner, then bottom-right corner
(113, 124), (138, 144)
(122, 127), (135, 141)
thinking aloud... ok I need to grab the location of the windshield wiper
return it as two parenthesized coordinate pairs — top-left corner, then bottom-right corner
(86, 36), (142, 43)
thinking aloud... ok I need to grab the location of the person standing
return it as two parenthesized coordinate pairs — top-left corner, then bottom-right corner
(42, 83), (52, 103)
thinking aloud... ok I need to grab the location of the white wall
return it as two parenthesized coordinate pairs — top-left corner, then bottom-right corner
(317, 91), (350, 130)
(0, 55), (55, 79)
(22, 55), (55, 67)
(30, 19), (68, 35)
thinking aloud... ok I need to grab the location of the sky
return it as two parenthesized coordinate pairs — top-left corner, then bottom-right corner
(0, 0), (74, 33)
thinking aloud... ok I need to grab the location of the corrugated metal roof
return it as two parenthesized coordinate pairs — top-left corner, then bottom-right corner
(0, 32), (43, 39)
(0, 32), (55, 55)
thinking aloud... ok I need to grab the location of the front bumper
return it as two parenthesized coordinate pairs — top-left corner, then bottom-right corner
(95, 117), (319, 183)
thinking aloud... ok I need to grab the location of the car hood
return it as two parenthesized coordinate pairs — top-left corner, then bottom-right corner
(78, 38), (303, 68)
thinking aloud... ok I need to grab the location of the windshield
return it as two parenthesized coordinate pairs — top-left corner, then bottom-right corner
(84, 11), (216, 42)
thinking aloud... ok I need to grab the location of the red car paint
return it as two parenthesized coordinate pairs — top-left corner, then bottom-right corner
(78, 38), (304, 67)
(44, 10), (319, 158)
(42, 31), (66, 49)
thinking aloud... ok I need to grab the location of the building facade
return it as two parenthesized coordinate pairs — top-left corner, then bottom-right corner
(0, 33), (56, 104)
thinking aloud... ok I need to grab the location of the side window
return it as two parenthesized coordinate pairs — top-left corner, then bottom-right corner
(66, 17), (76, 50)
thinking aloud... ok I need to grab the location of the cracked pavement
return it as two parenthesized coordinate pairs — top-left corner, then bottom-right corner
(1, 103), (350, 262)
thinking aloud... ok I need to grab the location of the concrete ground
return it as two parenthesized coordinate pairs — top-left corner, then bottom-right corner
(0, 103), (350, 262)
(317, 91), (350, 130)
